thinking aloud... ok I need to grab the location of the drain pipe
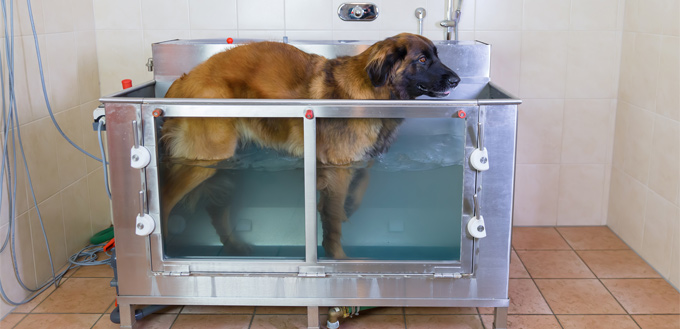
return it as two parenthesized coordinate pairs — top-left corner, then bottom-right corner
(440, 0), (463, 41)
(327, 306), (378, 328)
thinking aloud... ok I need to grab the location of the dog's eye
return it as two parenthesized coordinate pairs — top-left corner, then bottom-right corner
(418, 56), (427, 63)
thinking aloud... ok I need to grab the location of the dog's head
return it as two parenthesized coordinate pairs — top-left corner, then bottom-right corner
(365, 33), (460, 100)
(366, 33), (460, 99)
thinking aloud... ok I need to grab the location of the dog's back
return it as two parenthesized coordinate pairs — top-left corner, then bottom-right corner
(165, 42), (325, 100)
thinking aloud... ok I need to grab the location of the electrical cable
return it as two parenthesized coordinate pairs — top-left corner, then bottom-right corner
(98, 120), (112, 199)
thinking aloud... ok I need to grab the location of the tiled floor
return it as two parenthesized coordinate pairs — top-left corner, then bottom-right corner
(2, 227), (679, 329)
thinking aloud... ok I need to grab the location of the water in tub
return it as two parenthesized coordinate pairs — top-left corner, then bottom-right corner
(162, 118), (465, 261)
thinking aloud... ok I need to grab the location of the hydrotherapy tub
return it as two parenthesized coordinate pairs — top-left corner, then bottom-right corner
(100, 38), (520, 329)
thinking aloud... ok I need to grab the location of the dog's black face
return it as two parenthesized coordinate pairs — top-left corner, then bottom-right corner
(366, 33), (461, 100)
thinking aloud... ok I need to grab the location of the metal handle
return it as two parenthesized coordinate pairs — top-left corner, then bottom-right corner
(415, 8), (426, 35)
(477, 122), (484, 150)
(132, 120), (140, 149)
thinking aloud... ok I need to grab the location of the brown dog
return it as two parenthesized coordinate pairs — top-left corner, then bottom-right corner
(161, 33), (459, 258)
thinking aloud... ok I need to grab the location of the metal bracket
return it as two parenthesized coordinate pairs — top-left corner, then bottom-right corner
(146, 58), (153, 72)
(158, 265), (190, 276)
(298, 266), (326, 277)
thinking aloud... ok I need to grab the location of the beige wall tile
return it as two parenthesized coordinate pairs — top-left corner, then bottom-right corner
(54, 107), (87, 190)
(622, 106), (654, 184)
(655, 36), (680, 121)
(141, 0), (190, 30)
(375, 0), (428, 32)
(475, 31), (521, 96)
(607, 168), (647, 250)
(566, 31), (619, 99)
(45, 32), (80, 113)
(647, 116), (680, 203)
(523, 0), (570, 30)
(76, 30), (100, 104)
(29, 195), (67, 285)
(13, 0), (45, 36)
(611, 101), (630, 170)
(571, 0), (620, 30)
(189, 30), (240, 40)
(22, 117), (60, 204)
(475, 0), (523, 31)
(14, 35), (51, 125)
(520, 31), (569, 99)
(6, 141), (31, 216)
(516, 99), (564, 164)
(557, 165), (607, 225)
(238, 0), (285, 30)
(641, 190), (679, 277)
(670, 227), (680, 287)
(87, 168), (113, 232)
(41, 0), (74, 33)
(93, 0), (142, 30)
(61, 178), (92, 256)
(0, 214), (37, 293)
(664, 0), (680, 36)
(142, 29), (191, 59)
(561, 99), (615, 164)
(622, 33), (662, 111)
(72, 0), (95, 31)
(189, 0), (238, 30)
(513, 164), (561, 226)
(95, 30), (147, 95)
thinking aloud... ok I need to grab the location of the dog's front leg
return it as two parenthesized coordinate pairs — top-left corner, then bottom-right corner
(317, 167), (353, 259)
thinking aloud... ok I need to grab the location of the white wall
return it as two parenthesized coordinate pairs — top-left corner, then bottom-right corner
(0, 0), (108, 319)
(608, 0), (679, 288)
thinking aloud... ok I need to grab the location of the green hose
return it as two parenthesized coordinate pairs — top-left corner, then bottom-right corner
(90, 226), (114, 244)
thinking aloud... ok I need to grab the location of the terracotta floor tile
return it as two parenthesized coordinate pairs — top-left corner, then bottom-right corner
(105, 301), (117, 314)
(517, 250), (594, 278)
(171, 314), (251, 329)
(405, 307), (477, 314)
(510, 250), (530, 278)
(633, 315), (680, 329)
(255, 306), (306, 314)
(251, 314), (307, 329)
(10, 284), (57, 313)
(92, 313), (177, 329)
(577, 250), (661, 278)
(32, 278), (116, 314)
(71, 264), (114, 278)
(0, 313), (26, 328)
(535, 279), (625, 314)
(181, 305), (255, 314)
(335, 315), (404, 329)
(508, 279), (552, 314)
(477, 307), (494, 314)
(13, 314), (101, 329)
(557, 315), (639, 329)
(556, 226), (629, 250)
(406, 315), (483, 328)
(602, 279), (680, 314)
(512, 227), (571, 250)
(480, 315), (561, 329)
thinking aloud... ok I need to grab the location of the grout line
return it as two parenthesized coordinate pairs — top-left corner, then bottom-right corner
(89, 313), (105, 329)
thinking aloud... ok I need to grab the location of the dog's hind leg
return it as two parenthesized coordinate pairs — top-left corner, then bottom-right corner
(317, 167), (354, 259)
(344, 163), (372, 218)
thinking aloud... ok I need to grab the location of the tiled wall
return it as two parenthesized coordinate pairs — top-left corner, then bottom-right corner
(607, 0), (679, 288)
(94, 0), (625, 228)
(0, 0), (109, 318)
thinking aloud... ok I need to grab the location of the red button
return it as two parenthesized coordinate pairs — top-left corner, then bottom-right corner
(227, 37), (234, 44)
(305, 109), (314, 119)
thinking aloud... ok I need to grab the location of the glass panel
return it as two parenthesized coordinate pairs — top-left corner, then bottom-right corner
(317, 118), (466, 261)
(160, 117), (306, 259)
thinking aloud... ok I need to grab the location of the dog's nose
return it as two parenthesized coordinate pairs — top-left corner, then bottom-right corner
(447, 75), (461, 88)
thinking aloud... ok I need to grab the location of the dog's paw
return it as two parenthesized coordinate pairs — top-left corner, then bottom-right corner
(222, 239), (253, 256)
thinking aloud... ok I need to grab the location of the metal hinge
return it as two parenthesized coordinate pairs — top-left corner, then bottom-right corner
(298, 266), (326, 277)
(434, 267), (463, 279)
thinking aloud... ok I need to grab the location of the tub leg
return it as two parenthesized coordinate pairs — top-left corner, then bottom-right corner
(118, 302), (136, 328)
(307, 306), (320, 329)
(493, 307), (508, 329)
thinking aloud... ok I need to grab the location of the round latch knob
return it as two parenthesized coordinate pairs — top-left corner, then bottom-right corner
(351, 6), (364, 18)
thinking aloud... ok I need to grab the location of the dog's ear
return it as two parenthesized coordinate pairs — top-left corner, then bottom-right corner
(365, 39), (407, 87)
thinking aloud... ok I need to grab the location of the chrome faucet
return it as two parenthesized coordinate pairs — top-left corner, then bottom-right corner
(439, 0), (463, 41)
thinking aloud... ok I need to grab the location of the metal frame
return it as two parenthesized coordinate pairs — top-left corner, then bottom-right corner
(101, 39), (519, 329)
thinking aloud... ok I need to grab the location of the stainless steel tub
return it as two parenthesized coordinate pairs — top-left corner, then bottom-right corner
(100, 39), (520, 329)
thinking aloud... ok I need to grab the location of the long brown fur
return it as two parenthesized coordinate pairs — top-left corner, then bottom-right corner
(161, 33), (458, 258)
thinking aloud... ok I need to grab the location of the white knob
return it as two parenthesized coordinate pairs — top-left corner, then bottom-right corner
(130, 146), (151, 169)
(470, 147), (489, 171)
(135, 214), (155, 236)
(467, 215), (487, 239)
